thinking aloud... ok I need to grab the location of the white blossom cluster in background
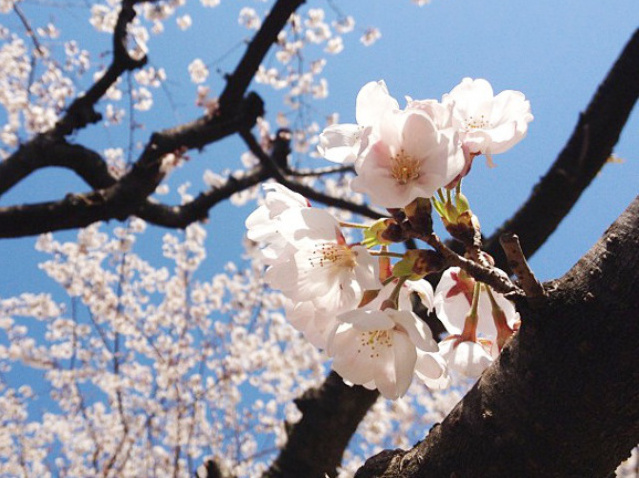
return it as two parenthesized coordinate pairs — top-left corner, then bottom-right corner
(0, 26), (82, 155)
(0, 213), (474, 476)
(1, 217), (327, 476)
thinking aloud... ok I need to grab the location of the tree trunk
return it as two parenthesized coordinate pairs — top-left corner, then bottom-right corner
(356, 195), (639, 477)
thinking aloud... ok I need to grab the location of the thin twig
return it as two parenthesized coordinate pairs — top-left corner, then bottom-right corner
(499, 233), (545, 299)
(426, 233), (522, 297)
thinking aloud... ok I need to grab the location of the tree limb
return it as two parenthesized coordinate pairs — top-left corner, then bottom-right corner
(263, 372), (379, 478)
(355, 195), (639, 477)
(240, 129), (384, 220)
(484, 28), (639, 271)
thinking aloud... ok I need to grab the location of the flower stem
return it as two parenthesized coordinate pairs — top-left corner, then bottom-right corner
(339, 221), (368, 229)
(460, 282), (481, 342)
(370, 250), (404, 259)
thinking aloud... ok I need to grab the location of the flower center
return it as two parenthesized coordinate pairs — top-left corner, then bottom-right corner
(390, 149), (420, 185)
(357, 330), (393, 358)
(309, 243), (356, 269)
(464, 114), (491, 130)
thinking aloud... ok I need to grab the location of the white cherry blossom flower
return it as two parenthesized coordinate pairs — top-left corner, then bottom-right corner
(328, 308), (439, 399)
(265, 208), (380, 311)
(245, 183), (309, 264)
(434, 267), (518, 338)
(284, 299), (338, 349)
(438, 337), (494, 378)
(188, 58), (209, 84)
(351, 108), (465, 208)
(443, 77), (533, 166)
(317, 80), (399, 164)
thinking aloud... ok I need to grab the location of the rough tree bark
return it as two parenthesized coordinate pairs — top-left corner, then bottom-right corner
(355, 194), (639, 477)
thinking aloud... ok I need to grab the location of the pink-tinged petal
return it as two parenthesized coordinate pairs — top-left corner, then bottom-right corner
(338, 309), (395, 331)
(377, 109), (406, 152)
(461, 129), (492, 155)
(371, 338), (401, 399)
(445, 78), (494, 115)
(404, 279), (434, 304)
(400, 111), (439, 160)
(477, 122), (521, 155)
(330, 327), (376, 384)
(263, 183), (309, 211)
(286, 300), (339, 349)
(318, 123), (363, 164)
(361, 380), (377, 390)
(245, 206), (270, 235)
(355, 80), (400, 126)
(264, 260), (298, 295)
(278, 208), (340, 247)
(490, 90), (532, 127)
(285, 300), (312, 332)
(351, 246), (381, 291)
(406, 98), (454, 129)
(438, 129), (466, 184)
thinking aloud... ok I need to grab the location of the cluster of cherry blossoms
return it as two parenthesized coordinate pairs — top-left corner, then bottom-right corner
(247, 78), (533, 399)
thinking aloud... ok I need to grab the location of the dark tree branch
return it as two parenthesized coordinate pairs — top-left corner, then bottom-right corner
(218, 0), (306, 114)
(356, 195), (639, 477)
(54, 0), (148, 137)
(0, 0), (311, 237)
(263, 372), (379, 478)
(240, 129), (384, 220)
(484, 28), (639, 271)
(0, 93), (264, 238)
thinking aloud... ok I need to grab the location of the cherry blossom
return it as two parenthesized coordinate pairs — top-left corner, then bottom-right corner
(438, 337), (494, 378)
(434, 267), (519, 377)
(443, 77), (533, 166)
(264, 207), (380, 312)
(434, 267), (518, 338)
(328, 308), (440, 399)
(245, 183), (310, 264)
(351, 108), (465, 208)
(284, 299), (339, 349)
(318, 80), (399, 164)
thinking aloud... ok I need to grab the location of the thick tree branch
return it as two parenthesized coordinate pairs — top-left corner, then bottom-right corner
(356, 195), (639, 477)
(0, 94), (264, 238)
(263, 372), (379, 478)
(484, 28), (639, 272)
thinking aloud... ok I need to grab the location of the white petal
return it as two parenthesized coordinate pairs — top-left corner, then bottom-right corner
(390, 310), (437, 352)
(338, 309), (394, 331)
(355, 80), (400, 126)
(318, 123), (362, 164)
(414, 350), (450, 390)
(439, 339), (493, 378)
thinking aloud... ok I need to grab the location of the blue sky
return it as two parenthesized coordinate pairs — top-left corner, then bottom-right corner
(0, 0), (637, 331)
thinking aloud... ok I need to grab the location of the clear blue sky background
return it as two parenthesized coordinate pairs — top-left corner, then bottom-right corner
(0, 0), (637, 329)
